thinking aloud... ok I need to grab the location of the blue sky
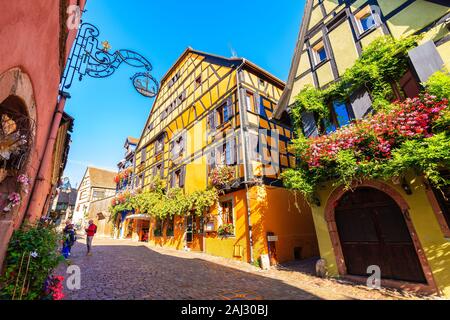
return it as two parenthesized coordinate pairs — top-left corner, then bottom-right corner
(63, 0), (305, 187)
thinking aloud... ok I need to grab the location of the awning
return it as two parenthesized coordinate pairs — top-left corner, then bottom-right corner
(125, 214), (151, 221)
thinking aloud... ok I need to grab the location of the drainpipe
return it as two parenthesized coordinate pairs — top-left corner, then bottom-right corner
(24, 93), (69, 223)
(235, 60), (254, 264)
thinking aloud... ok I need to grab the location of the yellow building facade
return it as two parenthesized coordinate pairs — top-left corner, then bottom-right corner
(132, 48), (319, 266)
(275, 0), (450, 296)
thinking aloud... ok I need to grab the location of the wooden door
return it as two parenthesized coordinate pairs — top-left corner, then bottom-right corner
(335, 188), (426, 283)
(186, 214), (203, 251)
(267, 232), (278, 266)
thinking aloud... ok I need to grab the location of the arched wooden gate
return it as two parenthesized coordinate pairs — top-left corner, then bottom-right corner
(335, 187), (426, 283)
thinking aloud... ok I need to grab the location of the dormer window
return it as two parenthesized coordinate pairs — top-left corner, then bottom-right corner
(312, 42), (327, 65)
(355, 6), (377, 34)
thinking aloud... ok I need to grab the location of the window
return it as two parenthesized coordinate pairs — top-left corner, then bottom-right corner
(171, 135), (185, 159)
(312, 42), (327, 65)
(140, 148), (147, 164)
(245, 91), (255, 112)
(333, 101), (352, 127)
(220, 200), (234, 229)
(168, 72), (180, 88)
(154, 163), (164, 178)
(321, 101), (353, 134)
(171, 167), (185, 188)
(155, 134), (164, 154)
(355, 6), (376, 33)
(92, 190), (105, 200)
(195, 75), (202, 88)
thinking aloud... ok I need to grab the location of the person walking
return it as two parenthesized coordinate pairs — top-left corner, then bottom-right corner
(62, 220), (76, 259)
(84, 219), (97, 256)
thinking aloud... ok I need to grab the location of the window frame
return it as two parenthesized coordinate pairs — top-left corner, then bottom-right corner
(219, 199), (235, 236)
(354, 5), (378, 36)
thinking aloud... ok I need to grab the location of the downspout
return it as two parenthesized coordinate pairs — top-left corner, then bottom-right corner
(235, 60), (254, 264)
(24, 93), (69, 222)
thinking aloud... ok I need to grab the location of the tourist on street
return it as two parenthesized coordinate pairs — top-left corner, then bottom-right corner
(85, 219), (97, 256)
(62, 220), (76, 259)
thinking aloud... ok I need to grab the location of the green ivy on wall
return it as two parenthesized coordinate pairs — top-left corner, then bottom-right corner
(292, 36), (420, 128)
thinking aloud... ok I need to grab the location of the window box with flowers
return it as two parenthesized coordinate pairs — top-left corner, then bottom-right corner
(217, 223), (234, 237)
(209, 165), (236, 190)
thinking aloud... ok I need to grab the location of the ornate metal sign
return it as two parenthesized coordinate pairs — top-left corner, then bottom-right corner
(60, 22), (159, 98)
(131, 73), (159, 98)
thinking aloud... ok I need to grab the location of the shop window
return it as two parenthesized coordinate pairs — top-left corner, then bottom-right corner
(355, 6), (376, 34)
(312, 42), (327, 65)
(220, 200), (234, 232)
(166, 217), (174, 237)
(153, 219), (163, 237)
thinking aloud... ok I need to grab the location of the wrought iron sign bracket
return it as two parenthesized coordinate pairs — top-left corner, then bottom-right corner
(60, 22), (159, 99)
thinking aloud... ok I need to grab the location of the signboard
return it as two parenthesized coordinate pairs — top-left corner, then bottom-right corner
(260, 254), (271, 270)
(205, 222), (215, 232)
(267, 235), (278, 242)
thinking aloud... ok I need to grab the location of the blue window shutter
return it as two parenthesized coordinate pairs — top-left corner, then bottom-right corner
(350, 89), (372, 120)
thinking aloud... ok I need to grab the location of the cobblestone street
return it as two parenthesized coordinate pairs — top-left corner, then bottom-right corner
(55, 236), (434, 300)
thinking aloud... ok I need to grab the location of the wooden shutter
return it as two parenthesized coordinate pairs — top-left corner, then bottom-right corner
(248, 133), (259, 161)
(226, 137), (236, 165)
(141, 148), (147, 163)
(301, 112), (319, 138)
(254, 93), (262, 115)
(160, 162), (164, 178)
(207, 148), (216, 172)
(207, 112), (216, 131)
(141, 172), (145, 188)
(349, 89), (372, 120)
(180, 166), (186, 187)
(226, 97), (234, 118)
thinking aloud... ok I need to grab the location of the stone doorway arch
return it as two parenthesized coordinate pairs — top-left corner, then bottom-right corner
(324, 180), (439, 294)
(0, 67), (37, 268)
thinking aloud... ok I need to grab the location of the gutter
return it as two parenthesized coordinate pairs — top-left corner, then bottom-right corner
(235, 59), (255, 264)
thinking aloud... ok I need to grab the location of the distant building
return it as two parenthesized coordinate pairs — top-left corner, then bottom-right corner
(72, 167), (116, 227)
(116, 137), (138, 193)
(47, 178), (78, 227)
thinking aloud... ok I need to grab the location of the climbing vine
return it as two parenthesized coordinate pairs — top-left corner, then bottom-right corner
(291, 35), (420, 127)
(283, 79), (450, 203)
(109, 176), (219, 222)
